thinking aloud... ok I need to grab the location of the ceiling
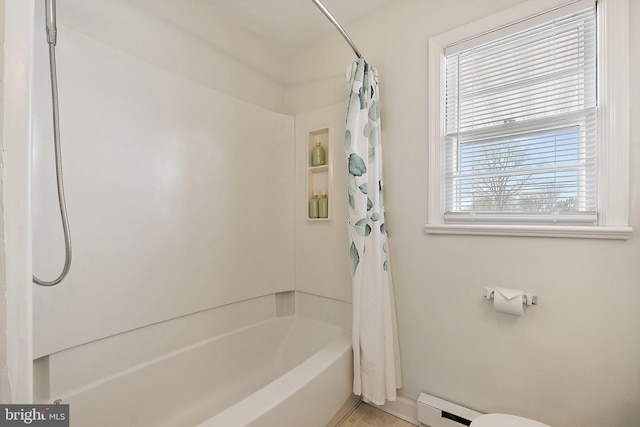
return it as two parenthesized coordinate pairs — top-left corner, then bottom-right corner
(205, 0), (399, 53)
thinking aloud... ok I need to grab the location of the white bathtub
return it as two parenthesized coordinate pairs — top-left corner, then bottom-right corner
(53, 316), (353, 427)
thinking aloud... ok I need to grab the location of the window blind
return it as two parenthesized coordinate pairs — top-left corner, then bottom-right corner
(444, 6), (597, 224)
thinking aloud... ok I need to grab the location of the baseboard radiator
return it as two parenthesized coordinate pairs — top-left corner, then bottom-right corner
(417, 393), (483, 427)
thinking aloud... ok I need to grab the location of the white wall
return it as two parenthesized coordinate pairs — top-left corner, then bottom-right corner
(0, 0), (9, 403)
(288, 1), (640, 426)
(31, 1), (294, 358)
(3, 0), (35, 403)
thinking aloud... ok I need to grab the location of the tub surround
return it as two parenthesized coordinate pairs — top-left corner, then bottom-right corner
(31, 4), (295, 359)
(28, 2), (355, 422)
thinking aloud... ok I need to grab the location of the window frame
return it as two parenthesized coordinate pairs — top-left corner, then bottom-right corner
(426, 0), (631, 239)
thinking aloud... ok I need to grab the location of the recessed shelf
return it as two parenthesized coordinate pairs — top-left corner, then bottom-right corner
(309, 165), (329, 173)
(307, 127), (332, 221)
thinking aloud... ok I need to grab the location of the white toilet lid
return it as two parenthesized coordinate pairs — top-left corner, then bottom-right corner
(471, 414), (551, 427)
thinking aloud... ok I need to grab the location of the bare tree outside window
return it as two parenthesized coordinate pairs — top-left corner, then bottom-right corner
(459, 129), (582, 213)
(469, 141), (532, 212)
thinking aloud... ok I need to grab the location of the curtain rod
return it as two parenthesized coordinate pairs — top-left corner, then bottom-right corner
(311, 0), (364, 59)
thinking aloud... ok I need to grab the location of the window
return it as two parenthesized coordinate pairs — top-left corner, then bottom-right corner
(426, 0), (631, 239)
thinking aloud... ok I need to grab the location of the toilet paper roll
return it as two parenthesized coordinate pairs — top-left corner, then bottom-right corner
(494, 288), (524, 316)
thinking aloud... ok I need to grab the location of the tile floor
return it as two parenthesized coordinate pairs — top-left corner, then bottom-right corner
(337, 402), (416, 427)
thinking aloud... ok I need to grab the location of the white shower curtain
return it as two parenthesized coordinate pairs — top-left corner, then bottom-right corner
(345, 58), (402, 405)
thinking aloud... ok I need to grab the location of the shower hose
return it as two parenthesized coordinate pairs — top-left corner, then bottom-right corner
(33, 43), (72, 286)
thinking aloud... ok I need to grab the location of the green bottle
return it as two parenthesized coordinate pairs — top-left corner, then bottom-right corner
(309, 193), (319, 218)
(311, 140), (325, 166)
(319, 192), (328, 218)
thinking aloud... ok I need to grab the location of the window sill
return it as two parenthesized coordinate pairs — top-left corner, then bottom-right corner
(424, 224), (632, 240)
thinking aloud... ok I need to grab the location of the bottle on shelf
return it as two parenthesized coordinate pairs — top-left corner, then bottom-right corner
(309, 193), (319, 218)
(319, 191), (328, 218)
(311, 137), (325, 166)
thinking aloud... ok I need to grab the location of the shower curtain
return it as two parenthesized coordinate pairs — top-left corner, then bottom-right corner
(346, 58), (402, 405)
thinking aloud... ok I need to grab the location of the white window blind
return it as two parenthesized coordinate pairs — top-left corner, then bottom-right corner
(443, 6), (597, 225)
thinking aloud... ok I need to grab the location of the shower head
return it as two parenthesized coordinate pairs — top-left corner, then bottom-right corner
(46, 0), (57, 45)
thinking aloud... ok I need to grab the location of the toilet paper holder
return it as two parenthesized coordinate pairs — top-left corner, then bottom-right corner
(483, 287), (537, 306)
